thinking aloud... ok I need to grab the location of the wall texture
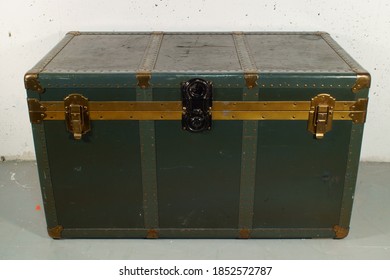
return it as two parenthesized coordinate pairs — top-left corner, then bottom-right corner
(1, 0), (389, 161)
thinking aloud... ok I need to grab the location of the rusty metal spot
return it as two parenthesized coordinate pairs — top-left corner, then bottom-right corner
(239, 228), (251, 239)
(147, 229), (159, 239)
(333, 225), (349, 239)
(48, 225), (63, 239)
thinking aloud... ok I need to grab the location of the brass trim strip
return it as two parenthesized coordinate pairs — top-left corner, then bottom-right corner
(32, 100), (361, 111)
(39, 110), (363, 121)
(29, 100), (368, 122)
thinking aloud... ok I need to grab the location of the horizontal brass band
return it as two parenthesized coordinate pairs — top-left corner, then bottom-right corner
(38, 100), (358, 111)
(30, 100), (366, 121)
(41, 110), (364, 121)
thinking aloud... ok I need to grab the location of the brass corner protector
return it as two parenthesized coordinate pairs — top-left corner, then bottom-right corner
(239, 228), (251, 239)
(333, 225), (349, 239)
(136, 72), (151, 89)
(24, 73), (44, 93)
(146, 229), (159, 239)
(28, 98), (46, 123)
(244, 73), (258, 89)
(67, 31), (81, 36)
(352, 73), (371, 93)
(349, 98), (368, 123)
(48, 225), (64, 239)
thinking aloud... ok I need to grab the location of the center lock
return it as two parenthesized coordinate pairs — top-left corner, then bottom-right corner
(181, 78), (213, 132)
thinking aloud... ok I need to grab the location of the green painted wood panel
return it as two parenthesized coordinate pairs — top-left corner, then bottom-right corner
(253, 120), (351, 228)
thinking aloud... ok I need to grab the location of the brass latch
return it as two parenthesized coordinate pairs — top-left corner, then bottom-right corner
(64, 94), (90, 140)
(308, 94), (336, 139)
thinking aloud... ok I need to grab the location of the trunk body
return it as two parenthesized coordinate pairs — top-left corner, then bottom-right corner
(25, 32), (370, 239)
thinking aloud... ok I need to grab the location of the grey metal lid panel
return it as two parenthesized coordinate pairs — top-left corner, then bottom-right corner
(42, 34), (150, 73)
(245, 34), (353, 73)
(154, 34), (242, 71)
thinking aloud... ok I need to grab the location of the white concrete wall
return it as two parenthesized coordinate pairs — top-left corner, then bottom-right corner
(1, 0), (389, 161)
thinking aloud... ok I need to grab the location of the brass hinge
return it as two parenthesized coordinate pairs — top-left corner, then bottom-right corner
(308, 94), (336, 139)
(352, 73), (371, 93)
(136, 72), (151, 89)
(333, 225), (349, 239)
(48, 225), (64, 239)
(28, 99), (46, 123)
(24, 73), (44, 93)
(244, 73), (258, 89)
(64, 94), (91, 140)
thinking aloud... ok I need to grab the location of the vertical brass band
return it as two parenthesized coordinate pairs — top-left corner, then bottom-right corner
(136, 32), (163, 232)
(32, 124), (58, 228)
(234, 32), (259, 236)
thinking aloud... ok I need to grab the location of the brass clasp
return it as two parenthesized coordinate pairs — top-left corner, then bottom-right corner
(64, 94), (90, 140)
(308, 94), (336, 139)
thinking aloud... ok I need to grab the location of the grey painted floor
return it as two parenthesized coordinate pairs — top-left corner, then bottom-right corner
(0, 161), (389, 260)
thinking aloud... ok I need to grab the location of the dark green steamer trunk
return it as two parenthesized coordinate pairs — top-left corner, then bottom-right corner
(26, 32), (370, 239)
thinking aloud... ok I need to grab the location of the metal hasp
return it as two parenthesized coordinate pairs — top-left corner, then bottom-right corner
(307, 94), (336, 139)
(181, 78), (213, 132)
(64, 94), (91, 140)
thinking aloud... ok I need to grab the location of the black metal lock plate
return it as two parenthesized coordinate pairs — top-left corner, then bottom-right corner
(181, 78), (212, 132)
